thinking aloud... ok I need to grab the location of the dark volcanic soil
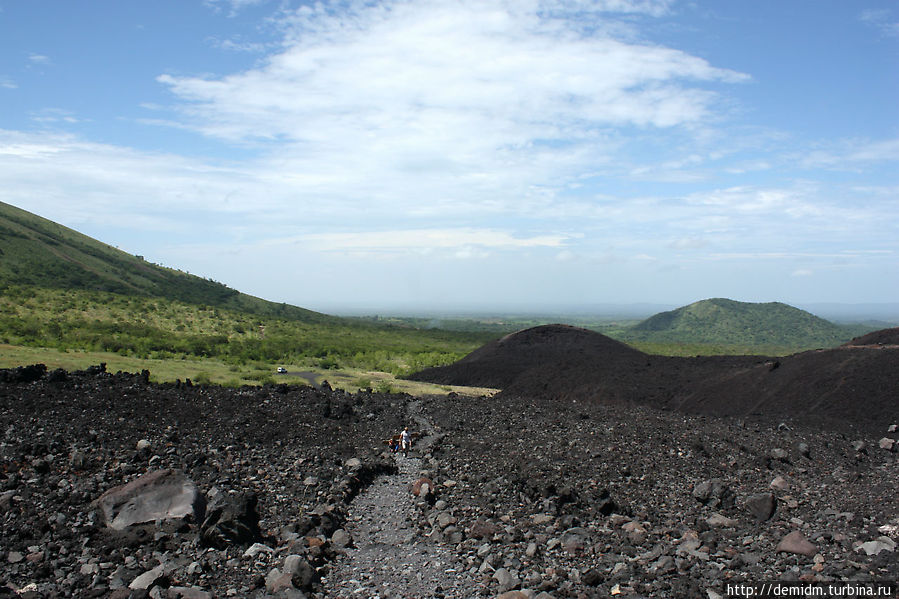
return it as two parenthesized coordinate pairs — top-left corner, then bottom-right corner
(845, 327), (899, 347)
(410, 325), (899, 434)
(1, 361), (897, 598)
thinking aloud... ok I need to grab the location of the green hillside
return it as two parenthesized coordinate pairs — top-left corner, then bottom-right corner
(0, 201), (329, 324)
(621, 298), (861, 351)
(0, 202), (496, 378)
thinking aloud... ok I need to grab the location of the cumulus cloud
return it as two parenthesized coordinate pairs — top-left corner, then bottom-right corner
(156, 0), (747, 221)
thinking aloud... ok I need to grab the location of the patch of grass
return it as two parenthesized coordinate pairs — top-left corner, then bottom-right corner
(354, 377), (373, 390)
(0, 344), (497, 397)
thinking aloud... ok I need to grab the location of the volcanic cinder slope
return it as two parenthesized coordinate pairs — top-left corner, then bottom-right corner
(410, 324), (899, 435)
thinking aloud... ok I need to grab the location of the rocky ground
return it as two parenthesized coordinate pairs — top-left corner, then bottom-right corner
(1, 362), (897, 598)
(416, 393), (898, 598)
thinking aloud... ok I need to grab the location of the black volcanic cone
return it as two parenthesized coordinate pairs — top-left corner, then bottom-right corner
(408, 324), (645, 389)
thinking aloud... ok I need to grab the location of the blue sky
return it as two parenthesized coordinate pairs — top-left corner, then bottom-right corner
(1, 0), (897, 314)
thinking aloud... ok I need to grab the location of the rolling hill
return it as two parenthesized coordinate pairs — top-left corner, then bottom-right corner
(0, 200), (329, 323)
(621, 297), (860, 349)
(0, 201), (495, 379)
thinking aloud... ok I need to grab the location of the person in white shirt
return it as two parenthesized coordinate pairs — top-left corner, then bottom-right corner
(400, 427), (412, 457)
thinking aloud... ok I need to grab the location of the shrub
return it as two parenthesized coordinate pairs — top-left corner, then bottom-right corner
(375, 380), (395, 394)
(194, 372), (212, 385)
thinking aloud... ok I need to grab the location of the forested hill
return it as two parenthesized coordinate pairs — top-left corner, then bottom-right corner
(623, 298), (857, 349)
(0, 201), (329, 324)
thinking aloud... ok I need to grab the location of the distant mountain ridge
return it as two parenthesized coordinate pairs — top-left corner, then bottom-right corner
(0, 201), (330, 323)
(623, 297), (858, 349)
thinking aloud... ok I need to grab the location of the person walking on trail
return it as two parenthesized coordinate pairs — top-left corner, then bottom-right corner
(400, 427), (412, 457)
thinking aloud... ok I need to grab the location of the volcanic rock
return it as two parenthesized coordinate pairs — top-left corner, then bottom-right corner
(97, 469), (204, 530)
(200, 491), (263, 549)
(745, 493), (777, 522)
(776, 531), (817, 556)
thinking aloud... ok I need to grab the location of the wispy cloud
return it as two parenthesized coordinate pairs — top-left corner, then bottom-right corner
(29, 108), (84, 125)
(298, 228), (571, 255)
(860, 8), (899, 37)
(28, 54), (50, 65)
(0, 77), (16, 89)
(798, 138), (899, 168)
(204, 0), (269, 18)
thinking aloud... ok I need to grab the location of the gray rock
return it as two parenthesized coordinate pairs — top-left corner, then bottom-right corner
(707, 513), (739, 527)
(693, 479), (733, 508)
(283, 554), (315, 590)
(97, 469), (204, 530)
(331, 528), (352, 548)
(770, 447), (788, 460)
(129, 564), (167, 590)
(745, 493), (776, 522)
(266, 567), (295, 593)
(651, 555), (676, 574)
(560, 527), (591, 555)
(856, 537), (896, 556)
(436, 512), (457, 529)
(769, 476), (790, 491)
(243, 542), (273, 558)
(775, 531), (816, 556)
(493, 567), (520, 593)
(166, 587), (212, 599)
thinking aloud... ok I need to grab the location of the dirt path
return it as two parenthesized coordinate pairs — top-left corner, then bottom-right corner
(322, 401), (481, 598)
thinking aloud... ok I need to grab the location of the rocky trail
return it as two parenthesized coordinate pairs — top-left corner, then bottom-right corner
(325, 402), (481, 598)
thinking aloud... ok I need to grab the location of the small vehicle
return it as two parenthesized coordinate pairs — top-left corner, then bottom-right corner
(276, 367), (287, 374)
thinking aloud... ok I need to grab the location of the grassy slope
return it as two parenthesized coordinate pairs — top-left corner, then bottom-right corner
(0, 285), (495, 376)
(0, 202), (497, 381)
(0, 200), (329, 323)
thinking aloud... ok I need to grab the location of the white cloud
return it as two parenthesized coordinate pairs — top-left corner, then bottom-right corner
(28, 54), (50, 64)
(295, 228), (570, 255)
(0, 78), (16, 89)
(155, 0), (747, 221)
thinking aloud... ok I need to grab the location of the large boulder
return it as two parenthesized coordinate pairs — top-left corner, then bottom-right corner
(97, 470), (204, 530)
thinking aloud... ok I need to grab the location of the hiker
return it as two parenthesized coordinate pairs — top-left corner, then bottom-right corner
(400, 427), (412, 457)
